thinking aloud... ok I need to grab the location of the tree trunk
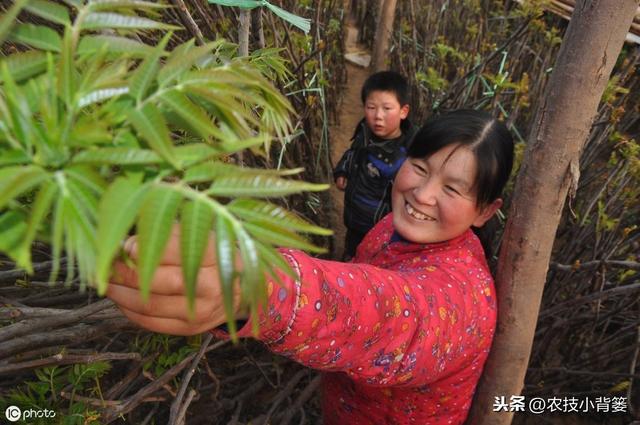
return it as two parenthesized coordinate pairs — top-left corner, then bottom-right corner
(238, 9), (251, 57)
(468, 1), (638, 424)
(251, 8), (265, 50)
(371, 0), (397, 72)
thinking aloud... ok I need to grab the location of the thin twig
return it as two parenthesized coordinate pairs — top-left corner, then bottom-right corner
(0, 299), (115, 341)
(170, 0), (206, 45)
(174, 388), (197, 425)
(0, 259), (66, 281)
(550, 260), (640, 272)
(261, 369), (309, 425)
(169, 333), (215, 424)
(278, 374), (321, 425)
(0, 351), (140, 375)
(0, 317), (133, 361)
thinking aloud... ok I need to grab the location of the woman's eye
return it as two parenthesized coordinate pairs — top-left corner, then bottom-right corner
(445, 185), (460, 195)
(412, 163), (428, 175)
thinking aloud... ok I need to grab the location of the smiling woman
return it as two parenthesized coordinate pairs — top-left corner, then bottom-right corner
(108, 109), (515, 425)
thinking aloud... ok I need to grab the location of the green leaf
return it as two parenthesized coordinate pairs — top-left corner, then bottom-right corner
(263, 2), (311, 33)
(0, 0), (29, 44)
(0, 149), (31, 166)
(215, 214), (238, 337)
(207, 0), (259, 8)
(207, 175), (328, 198)
(159, 90), (219, 140)
(0, 165), (48, 210)
(128, 103), (180, 168)
(88, 0), (169, 11)
(95, 178), (147, 293)
(81, 12), (180, 30)
(228, 199), (331, 235)
(235, 224), (264, 335)
(158, 42), (216, 86)
(180, 199), (214, 314)
(25, 1), (71, 26)
(72, 147), (162, 165)
(244, 221), (326, 253)
(65, 165), (107, 195)
(0, 62), (36, 151)
(78, 87), (129, 108)
(17, 182), (58, 273)
(61, 0), (82, 8)
(10, 24), (62, 52)
(65, 178), (99, 222)
(174, 144), (221, 166)
(78, 35), (154, 57)
(0, 211), (28, 262)
(130, 32), (171, 103)
(184, 161), (302, 184)
(255, 241), (295, 283)
(0, 51), (48, 82)
(64, 194), (97, 286)
(136, 185), (182, 301)
(49, 189), (66, 282)
(58, 28), (75, 106)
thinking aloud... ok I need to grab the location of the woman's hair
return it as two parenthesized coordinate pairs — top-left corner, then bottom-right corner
(407, 109), (515, 256)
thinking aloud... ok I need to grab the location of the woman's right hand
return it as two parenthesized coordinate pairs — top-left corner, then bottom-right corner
(106, 227), (243, 336)
(335, 176), (347, 191)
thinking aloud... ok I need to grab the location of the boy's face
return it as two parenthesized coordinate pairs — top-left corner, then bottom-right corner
(364, 90), (409, 139)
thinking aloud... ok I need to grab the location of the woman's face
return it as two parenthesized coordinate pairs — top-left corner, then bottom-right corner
(391, 144), (501, 244)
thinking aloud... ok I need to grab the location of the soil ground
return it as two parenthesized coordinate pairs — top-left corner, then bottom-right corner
(328, 21), (369, 259)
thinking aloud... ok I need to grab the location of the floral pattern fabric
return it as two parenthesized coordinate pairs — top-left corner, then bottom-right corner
(225, 213), (497, 424)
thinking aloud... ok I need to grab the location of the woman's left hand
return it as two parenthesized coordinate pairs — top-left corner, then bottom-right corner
(106, 227), (242, 336)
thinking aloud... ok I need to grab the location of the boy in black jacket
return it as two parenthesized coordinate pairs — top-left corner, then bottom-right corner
(334, 71), (414, 260)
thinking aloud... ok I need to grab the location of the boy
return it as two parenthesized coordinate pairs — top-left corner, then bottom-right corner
(334, 71), (414, 259)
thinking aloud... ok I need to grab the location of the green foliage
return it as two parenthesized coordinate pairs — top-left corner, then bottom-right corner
(0, 362), (109, 424)
(0, 1), (331, 335)
(134, 333), (196, 376)
(416, 68), (448, 92)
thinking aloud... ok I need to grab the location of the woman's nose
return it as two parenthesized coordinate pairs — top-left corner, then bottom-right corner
(413, 181), (437, 205)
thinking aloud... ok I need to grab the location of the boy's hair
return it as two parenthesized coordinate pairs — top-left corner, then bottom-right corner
(361, 71), (410, 106)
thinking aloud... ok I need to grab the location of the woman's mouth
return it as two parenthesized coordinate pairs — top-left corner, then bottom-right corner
(405, 202), (435, 221)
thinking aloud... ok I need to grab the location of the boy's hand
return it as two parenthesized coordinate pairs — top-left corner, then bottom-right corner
(335, 176), (347, 191)
(106, 227), (243, 336)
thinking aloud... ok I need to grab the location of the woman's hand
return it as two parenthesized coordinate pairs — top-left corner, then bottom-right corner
(106, 227), (242, 336)
(335, 176), (347, 191)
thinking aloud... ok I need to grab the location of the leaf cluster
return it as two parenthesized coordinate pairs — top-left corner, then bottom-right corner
(0, 0), (331, 335)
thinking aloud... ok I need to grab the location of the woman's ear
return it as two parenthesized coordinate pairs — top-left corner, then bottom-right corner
(472, 198), (503, 228)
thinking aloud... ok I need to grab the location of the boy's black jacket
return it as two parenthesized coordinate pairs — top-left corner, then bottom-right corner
(333, 119), (416, 235)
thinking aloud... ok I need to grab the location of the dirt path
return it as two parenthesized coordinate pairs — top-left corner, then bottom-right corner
(328, 22), (370, 259)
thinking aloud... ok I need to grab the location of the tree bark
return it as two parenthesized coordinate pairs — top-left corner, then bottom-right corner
(468, 1), (638, 424)
(251, 8), (265, 50)
(371, 0), (397, 72)
(238, 9), (251, 57)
